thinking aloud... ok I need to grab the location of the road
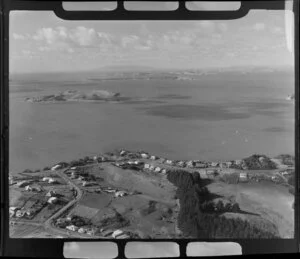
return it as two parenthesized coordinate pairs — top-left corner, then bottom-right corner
(44, 169), (83, 234)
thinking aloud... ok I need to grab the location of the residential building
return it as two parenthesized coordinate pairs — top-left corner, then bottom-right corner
(51, 164), (62, 171)
(46, 190), (57, 197)
(48, 197), (58, 204)
(112, 229), (124, 238)
(140, 153), (149, 159)
(66, 225), (79, 231)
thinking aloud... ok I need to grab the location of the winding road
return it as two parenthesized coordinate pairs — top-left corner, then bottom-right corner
(44, 169), (83, 234)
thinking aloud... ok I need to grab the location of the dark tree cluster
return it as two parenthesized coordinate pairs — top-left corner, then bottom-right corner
(167, 169), (279, 238)
(243, 154), (277, 170)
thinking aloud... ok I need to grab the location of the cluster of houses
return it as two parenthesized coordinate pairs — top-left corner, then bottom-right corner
(118, 149), (244, 170)
(42, 177), (58, 184)
(9, 205), (41, 218)
(56, 215), (130, 238)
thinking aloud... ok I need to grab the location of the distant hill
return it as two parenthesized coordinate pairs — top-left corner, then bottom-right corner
(98, 65), (156, 72)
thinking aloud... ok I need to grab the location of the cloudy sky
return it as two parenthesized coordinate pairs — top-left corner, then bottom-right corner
(9, 4), (293, 74)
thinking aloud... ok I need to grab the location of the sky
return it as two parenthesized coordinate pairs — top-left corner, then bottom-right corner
(9, 2), (294, 74)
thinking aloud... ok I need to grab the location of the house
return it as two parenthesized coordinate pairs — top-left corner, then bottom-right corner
(165, 160), (174, 165)
(51, 164), (62, 171)
(82, 181), (91, 187)
(48, 178), (57, 184)
(42, 177), (51, 182)
(134, 160), (143, 165)
(149, 165), (155, 171)
(25, 185), (33, 191)
(116, 234), (130, 239)
(154, 167), (161, 173)
(144, 164), (150, 169)
(102, 229), (114, 237)
(239, 172), (248, 182)
(16, 181), (30, 187)
(186, 161), (195, 168)
(211, 162), (218, 167)
(15, 210), (25, 218)
(70, 167), (77, 170)
(48, 197), (58, 204)
(115, 191), (127, 198)
(226, 161), (232, 167)
(78, 227), (87, 234)
(198, 170), (208, 179)
(66, 225), (78, 231)
(161, 169), (167, 174)
(86, 228), (98, 236)
(195, 162), (206, 168)
(78, 176), (85, 181)
(234, 160), (242, 165)
(140, 153), (149, 159)
(26, 209), (35, 216)
(66, 215), (73, 221)
(46, 190), (57, 197)
(9, 207), (19, 213)
(112, 229), (124, 238)
(150, 155), (158, 160)
(120, 150), (127, 156)
(177, 161), (186, 167)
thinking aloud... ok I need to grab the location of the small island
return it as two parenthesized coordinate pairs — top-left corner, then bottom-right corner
(24, 90), (128, 103)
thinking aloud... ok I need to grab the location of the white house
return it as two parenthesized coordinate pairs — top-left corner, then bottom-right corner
(186, 161), (195, 168)
(116, 234), (130, 239)
(15, 210), (25, 218)
(70, 167), (77, 170)
(161, 169), (167, 174)
(112, 229), (124, 238)
(120, 150), (127, 156)
(25, 185), (32, 191)
(149, 165), (155, 171)
(115, 191), (127, 198)
(150, 155), (158, 160)
(239, 172), (248, 182)
(154, 167), (161, 173)
(42, 177), (51, 182)
(51, 164), (61, 171)
(48, 178), (57, 184)
(141, 153), (149, 159)
(211, 162), (218, 167)
(177, 161), (186, 167)
(46, 190), (57, 197)
(66, 225), (78, 231)
(144, 164), (150, 169)
(165, 160), (173, 165)
(78, 227), (87, 234)
(48, 197), (58, 204)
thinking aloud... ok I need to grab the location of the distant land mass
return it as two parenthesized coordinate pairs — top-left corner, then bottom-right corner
(24, 90), (129, 103)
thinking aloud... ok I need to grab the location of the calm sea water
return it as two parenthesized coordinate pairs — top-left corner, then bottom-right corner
(9, 70), (294, 174)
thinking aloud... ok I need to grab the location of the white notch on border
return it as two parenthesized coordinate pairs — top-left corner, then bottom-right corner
(187, 242), (242, 257)
(63, 242), (118, 259)
(186, 1), (241, 11)
(124, 1), (179, 11)
(62, 1), (118, 11)
(125, 242), (180, 258)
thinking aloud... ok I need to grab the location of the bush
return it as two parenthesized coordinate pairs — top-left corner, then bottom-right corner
(167, 169), (279, 238)
(243, 154), (277, 170)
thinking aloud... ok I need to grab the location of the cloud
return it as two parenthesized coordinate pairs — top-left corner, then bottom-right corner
(69, 26), (97, 46)
(253, 23), (266, 31)
(12, 33), (26, 40)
